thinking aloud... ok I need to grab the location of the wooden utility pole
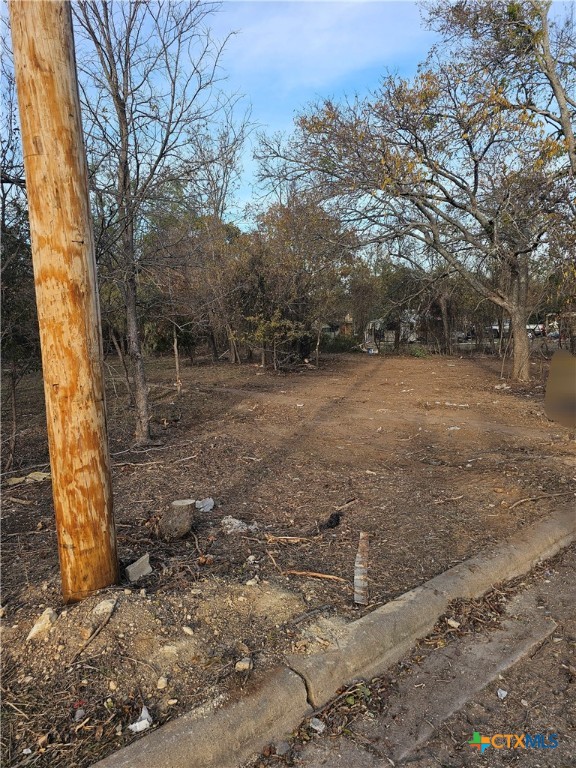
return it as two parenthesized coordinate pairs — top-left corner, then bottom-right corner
(9, 1), (119, 602)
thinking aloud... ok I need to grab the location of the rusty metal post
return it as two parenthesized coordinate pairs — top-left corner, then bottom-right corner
(9, 0), (119, 601)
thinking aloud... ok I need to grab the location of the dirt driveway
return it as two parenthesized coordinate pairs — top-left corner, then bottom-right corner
(1, 353), (574, 767)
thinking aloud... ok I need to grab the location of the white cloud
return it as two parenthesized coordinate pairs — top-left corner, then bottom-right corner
(213, 2), (434, 94)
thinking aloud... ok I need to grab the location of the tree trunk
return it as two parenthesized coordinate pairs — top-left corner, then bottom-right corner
(439, 294), (451, 354)
(508, 257), (530, 381)
(205, 329), (216, 360)
(510, 308), (530, 381)
(227, 325), (240, 363)
(110, 327), (134, 403)
(9, 0), (119, 602)
(173, 324), (182, 395)
(394, 324), (401, 352)
(5, 364), (18, 472)
(124, 271), (150, 444)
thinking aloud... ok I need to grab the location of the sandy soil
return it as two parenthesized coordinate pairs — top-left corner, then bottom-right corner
(1, 352), (574, 767)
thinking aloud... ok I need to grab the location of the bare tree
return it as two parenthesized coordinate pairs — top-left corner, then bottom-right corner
(258, 59), (570, 380)
(73, 0), (230, 444)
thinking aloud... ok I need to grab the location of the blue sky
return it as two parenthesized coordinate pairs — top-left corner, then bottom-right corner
(209, 1), (439, 214)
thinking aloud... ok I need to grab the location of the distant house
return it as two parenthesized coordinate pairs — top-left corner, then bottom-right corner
(365, 314), (417, 346)
(339, 313), (354, 336)
(322, 313), (355, 338)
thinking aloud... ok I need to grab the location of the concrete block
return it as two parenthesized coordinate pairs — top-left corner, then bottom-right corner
(125, 553), (152, 583)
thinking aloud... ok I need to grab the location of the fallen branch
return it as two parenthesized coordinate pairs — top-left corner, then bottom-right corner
(289, 604), (333, 626)
(433, 495), (464, 505)
(174, 454), (198, 464)
(265, 534), (312, 544)
(283, 570), (348, 583)
(114, 460), (164, 468)
(507, 491), (575, 511)
(4, 701), (29, 719)
(70, 599), (117, 664)
(335, 497), (358, 511)
(266, 550), (283, 573)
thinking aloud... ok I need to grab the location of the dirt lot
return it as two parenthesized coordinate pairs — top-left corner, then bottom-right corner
(1, 352), (575, 767)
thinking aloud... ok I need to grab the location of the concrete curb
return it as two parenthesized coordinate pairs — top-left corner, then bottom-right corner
(289, 504), (576, 706)
(92, 667), (311, 768)
(92, 504), (575, 768)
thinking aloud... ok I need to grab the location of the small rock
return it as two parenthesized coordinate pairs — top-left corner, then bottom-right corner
(245, 577), (259, 587)
(221, 515), (259, 535)
(125, 553), (152, 583)
(22, 675), (34, 684)
(92, 599), (116, 621)
(309, 717), (326, 733)
(74, 708), (86, 722)
(109, 681), (117, 691)
(157, 676), (168, 690)
(0, 606), (6, 619)
(521, 699), (529, 707)
(247, 555), (257, 564)
(236, 642), (250, 655)
(446, 618), (460, 629)
(167, 699), (178, 705)
(182, 626), (194, 636)
(124, 589), (132, 595)
(22, 748), (32, 755)
(195, 497), (215, 513)
(27, 608), (57, 641)
(497, 688), (508, 700)
(276, 741), (291, 757)
(235, 657), (253, 672)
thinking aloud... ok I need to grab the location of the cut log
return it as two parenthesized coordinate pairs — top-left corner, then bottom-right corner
(158, 499), (195, 540)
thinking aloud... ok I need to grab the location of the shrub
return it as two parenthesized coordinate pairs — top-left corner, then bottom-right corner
(319, 335), (361, 353)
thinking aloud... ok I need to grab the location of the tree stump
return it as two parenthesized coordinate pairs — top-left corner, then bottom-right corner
(158, 499), (195, 540)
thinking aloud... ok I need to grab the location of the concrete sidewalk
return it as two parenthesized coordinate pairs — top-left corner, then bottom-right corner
(92, 504), (575, 768)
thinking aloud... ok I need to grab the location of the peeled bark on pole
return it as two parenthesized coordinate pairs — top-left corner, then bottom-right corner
(9, 0), (119, 602)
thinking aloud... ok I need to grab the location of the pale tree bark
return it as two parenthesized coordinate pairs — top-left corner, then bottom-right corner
(9, 0), (118, 602)
(173, 324), (182, 395)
